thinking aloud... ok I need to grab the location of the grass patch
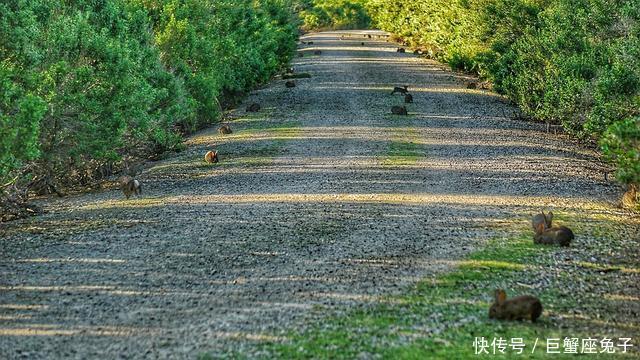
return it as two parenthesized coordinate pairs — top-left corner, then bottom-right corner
(257, 217), (639, 359)
(382, 140), (421, 166)
(382, 126), (423, 166)
(223, 121), (302, 167)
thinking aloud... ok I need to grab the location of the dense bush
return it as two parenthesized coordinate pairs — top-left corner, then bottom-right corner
(1, 0), (189, 188)
(368, 0), (640, 192)
(0, 0), (297, 202)
(297, 0), (371, 30)
(131, 0), (298, 131)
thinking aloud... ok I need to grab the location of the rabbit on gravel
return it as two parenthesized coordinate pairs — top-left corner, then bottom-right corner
(531, 211), (553, 232)
(246, 103), (261, 112)
(391, 86), (408, 95)
(404, 93), (413, 103)
(391, 105), (408, 115)
(119, 176), (141, 199)
(204, 150), (219, 164)
(534, 222), (574, 246)
(218, 124), (233, 134)
(489, 289), (542, 323)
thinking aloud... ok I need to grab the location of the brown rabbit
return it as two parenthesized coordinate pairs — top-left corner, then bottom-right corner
(534, 222), (574, 246)
(246, 103), (261, 112)
(489, 289), (542, 323)
(391, 85), (408, 95)
(404, 93), (413, 103)
(531, 211), (553, 232)
(391, 105), (408, 115)
(204, 150), (219, 164)
(465, 81), (478, 89)
(119, 175), (141, 199)
(285, 80), (296, 88)
(218, 124), (232, 134)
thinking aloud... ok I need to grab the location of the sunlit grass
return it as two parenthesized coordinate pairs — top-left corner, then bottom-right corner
(79, 193), (614, 211)
(256, 213), (639, 359)
(382, 140), (421, 166)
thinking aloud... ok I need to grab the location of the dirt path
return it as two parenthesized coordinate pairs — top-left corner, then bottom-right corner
(0, 30), (623, 358)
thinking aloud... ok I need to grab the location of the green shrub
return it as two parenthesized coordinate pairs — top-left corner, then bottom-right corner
(368, 0), (640, 186)
(0, 0), (297, 192)
(601, 117), (640, 186)
(0, 61), (46, 180)
(299, 0), (371, 30)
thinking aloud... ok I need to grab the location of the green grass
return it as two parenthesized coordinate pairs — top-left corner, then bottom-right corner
(382, 140), (421, 166)
(259, 225), (638, 359)
(220, 120), (302, 163)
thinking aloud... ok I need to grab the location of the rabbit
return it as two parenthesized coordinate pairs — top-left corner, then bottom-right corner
(119, 175), (141, 199)
(534, 222), (574, 246)
(391, 105), (408, 115)
(204, 150), (219, 164)
(404, 93), (413, 103)
(465, 81), (477, 89)
(489, 289), (542, 323)
(531, 211), (553, 232)
(285, 80), (296, 88)
(397, 47), (406, 53)
(246, 103), (261, 112)
(391, 85), (408, 95)
(218, 124), (232, 134)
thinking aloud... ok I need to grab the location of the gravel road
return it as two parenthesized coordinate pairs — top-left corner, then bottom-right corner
(0, 30), (624, 359)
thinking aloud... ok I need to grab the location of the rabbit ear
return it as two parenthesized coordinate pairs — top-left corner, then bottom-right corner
(495, 289), (506, 304)
(547, 212), (554, 222)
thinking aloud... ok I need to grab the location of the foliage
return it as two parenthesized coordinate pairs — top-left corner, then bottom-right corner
(297, 0), (371, 30)
(0, 0), (297, 200)
(131, 0), (298, 131)
(367, 0), (640, 187)
(0, 62), (46, 180)
(601, 117), (640, 185)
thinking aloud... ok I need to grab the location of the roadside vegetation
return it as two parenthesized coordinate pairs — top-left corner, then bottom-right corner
(296, 0), (371, 30)
(365, 0), (639, 207)
(294, 0), (638, 208)
(262, 211), (639, 358)
(4, 0), (637, 217)
(0, 0), (297, 220)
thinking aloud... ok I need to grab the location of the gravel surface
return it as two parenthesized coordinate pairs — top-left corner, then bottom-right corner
(0, 30), (625, 359)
